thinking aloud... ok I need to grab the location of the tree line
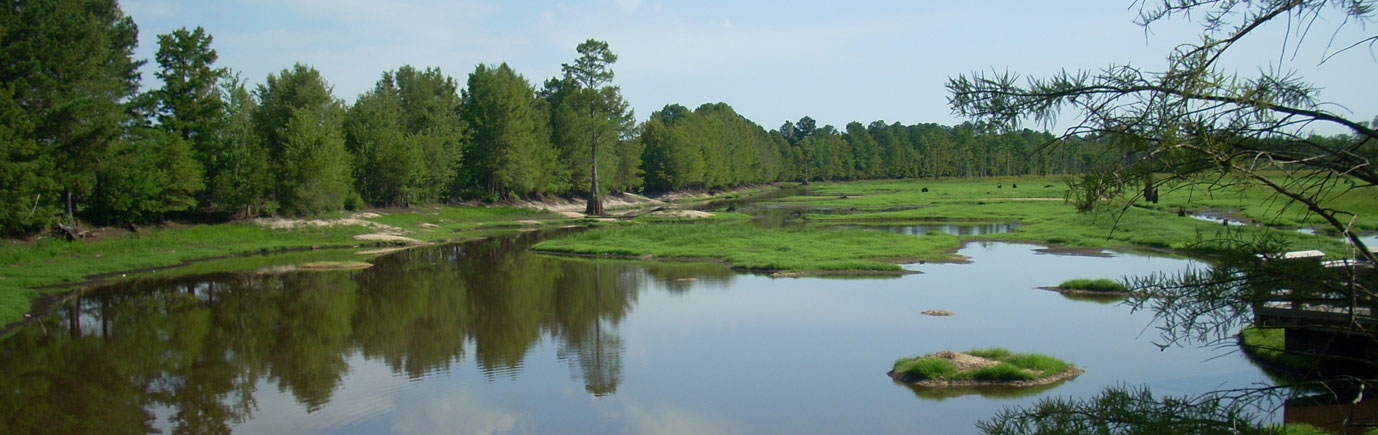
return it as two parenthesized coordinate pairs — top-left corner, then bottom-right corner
(2, 0), (1120, 236)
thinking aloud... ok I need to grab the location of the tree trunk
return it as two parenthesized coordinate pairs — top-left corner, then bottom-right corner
(586, 142), (604, 215)
(65, 188), (73, 223)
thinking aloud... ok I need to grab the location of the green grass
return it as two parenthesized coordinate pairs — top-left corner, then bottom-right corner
(967, 348), (1013, 359)
(782, 177), (1359, 257)
(1002, 353), (1070, 374)
(1239, 326), (1316, 370)
(1058, 278), (1128, 293)
(894, 357), (958, 380)
(958, 363), (1040, 381)
(892, 349), (1074, 383)
(533, 221), (962, 272)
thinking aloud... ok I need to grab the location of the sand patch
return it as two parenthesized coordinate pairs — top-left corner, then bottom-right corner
(353, 233), (426, 245)
(649, 210), (715, 218)
(257, 261), (373, 274)
(255, 217), (402, 233)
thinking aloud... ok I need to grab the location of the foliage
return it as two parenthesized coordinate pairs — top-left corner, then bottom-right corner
(460, 63), (562, 198)
(150, 26), (224, 154)
(85, 128), (204, 224)
(204, 73), (274, 217)
(346, 66), (466, 206)
(0, 0), (142, 227)
(640, 103), (780, 191)
(255, 64), (356, 215)
(1058, 279), (1127, 293)
(548, 39), (637, 214)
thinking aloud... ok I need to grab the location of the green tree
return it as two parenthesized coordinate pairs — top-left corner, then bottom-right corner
(460, 63), (562, 198)
(0, 0), (142, 227)
(0, 85), (57, 234)
(345, 72), (420, 206)
(552, 39), (635, 215)
(205, 73), (274, 217)
(151, 27), (223, 150)
(391, 66), (467, 202)
(86, 128), (204, 224)
(948, 1), (1377, 432)
(254, 64), (355, 215)
(640, 104), (704, 190)
(149, 26), (228, 213)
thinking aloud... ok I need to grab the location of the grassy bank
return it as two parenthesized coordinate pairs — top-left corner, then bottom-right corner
(1239, 326), (1316, 371)
(0, 206), (566, 327)
(780, 177), (1359, 256)
(533, 221), (961, 272)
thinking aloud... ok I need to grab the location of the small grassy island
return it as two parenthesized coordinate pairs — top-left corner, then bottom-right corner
(889, 348), (1083, 387)
(1041, 278), (1130, 295)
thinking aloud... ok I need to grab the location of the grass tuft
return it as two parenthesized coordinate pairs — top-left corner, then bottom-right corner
(967, 348), (1012, 359)
(1003, 353), (1069, 374)
(957, 363), (1039, 381)
(1058, 278), (1127, 292)
(894, 357), (958, 380)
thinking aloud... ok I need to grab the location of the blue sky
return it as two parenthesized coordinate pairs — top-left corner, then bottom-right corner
(122, 0), (1373, 134)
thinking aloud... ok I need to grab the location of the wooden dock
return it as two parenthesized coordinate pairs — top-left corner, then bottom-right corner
(1253, 251), (1377, 362)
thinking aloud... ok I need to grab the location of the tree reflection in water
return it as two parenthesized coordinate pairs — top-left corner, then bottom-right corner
(0, 229), (734, 433)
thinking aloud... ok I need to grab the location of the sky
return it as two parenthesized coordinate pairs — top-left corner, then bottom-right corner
(121, 0), (1374, 135)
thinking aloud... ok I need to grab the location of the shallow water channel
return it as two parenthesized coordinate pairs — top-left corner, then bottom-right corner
(0, 230), (1276, 434)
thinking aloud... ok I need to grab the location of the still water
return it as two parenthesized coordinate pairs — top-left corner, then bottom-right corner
(0, 230), (1273, 434)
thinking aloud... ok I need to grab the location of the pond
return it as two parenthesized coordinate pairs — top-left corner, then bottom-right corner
(0, 231), (1274, 434)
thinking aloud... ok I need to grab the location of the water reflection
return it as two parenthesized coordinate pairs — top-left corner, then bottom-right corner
(0, 230), (735, 434)
(0, 234), (1278, 433)
(894, 378), (1075, 401)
